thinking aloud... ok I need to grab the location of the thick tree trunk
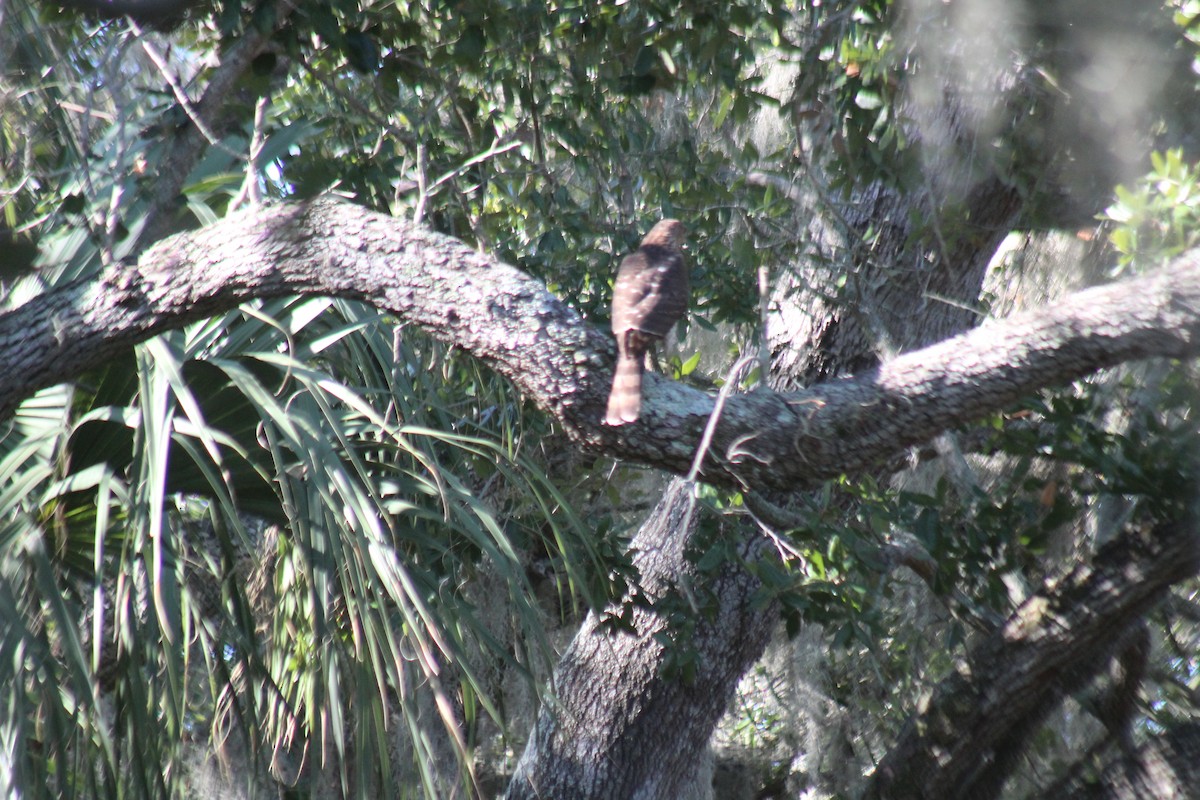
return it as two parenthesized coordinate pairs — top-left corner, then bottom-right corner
(506, 480), (776, 798)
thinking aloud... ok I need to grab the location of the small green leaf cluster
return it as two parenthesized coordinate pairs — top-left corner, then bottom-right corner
(1172, 0), (1200, 72)
(1103, 149), (1200, 274)
(822, 2), (907, 193)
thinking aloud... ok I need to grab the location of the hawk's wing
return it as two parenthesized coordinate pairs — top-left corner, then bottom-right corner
(611, 244), (688, 339)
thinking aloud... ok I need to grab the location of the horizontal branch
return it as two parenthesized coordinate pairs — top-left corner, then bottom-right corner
(1, 198), (1198, 491)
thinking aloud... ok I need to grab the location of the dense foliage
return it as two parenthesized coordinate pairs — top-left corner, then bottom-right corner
(2, 0), (1200, 797)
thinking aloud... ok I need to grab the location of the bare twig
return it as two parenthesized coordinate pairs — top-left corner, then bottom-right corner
(232, 96), (270, 209)
(130, 21), (242, 159)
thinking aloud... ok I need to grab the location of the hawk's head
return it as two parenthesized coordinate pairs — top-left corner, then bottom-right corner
(641, 219), (686, 249)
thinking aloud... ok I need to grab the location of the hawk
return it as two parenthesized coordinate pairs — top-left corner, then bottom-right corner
(605, 219), (688, 425)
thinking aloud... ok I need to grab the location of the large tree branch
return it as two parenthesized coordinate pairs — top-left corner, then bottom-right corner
(2, 198), (1198, 491)
(506, 479), (779, 799)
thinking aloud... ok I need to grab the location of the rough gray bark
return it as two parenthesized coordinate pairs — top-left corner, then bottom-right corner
(506, 479), (776, 799)
(767, 173), (1021, 385)
(3, 199), (1200, 495)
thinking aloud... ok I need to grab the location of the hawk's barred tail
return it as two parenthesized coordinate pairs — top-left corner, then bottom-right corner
(605, 354), (643, 425)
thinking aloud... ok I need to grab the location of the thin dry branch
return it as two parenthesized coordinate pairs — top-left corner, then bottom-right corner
(137, 0), (294, 246)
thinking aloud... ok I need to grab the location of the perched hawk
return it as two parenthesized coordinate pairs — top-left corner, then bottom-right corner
(606, 219), (688, 425)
